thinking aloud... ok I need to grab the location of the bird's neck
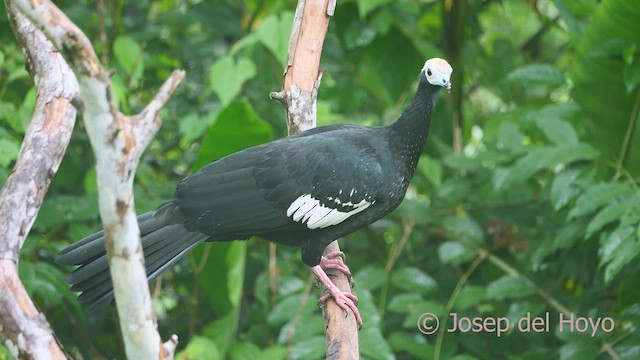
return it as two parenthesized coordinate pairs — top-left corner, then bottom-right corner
(388, 81), (439, 176)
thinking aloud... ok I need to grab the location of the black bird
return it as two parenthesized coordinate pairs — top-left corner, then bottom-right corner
(57, 58), (453, 324)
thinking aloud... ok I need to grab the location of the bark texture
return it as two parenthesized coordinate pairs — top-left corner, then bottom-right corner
(9, 0), (184, 358)
(272, 0), (360, 358)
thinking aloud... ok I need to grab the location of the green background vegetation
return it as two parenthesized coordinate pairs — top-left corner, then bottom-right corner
(1, 0), (639, 359)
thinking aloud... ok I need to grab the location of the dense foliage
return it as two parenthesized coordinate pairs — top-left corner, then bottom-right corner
(1, 0), (639, 359)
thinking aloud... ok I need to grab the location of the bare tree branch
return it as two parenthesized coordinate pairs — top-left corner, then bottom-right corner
(272, 0), (360, 358)
(9, 0), (185, 358)
(0, 1), (77, 358)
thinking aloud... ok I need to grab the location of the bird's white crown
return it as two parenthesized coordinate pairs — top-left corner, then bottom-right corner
(422, 58), (453, 92)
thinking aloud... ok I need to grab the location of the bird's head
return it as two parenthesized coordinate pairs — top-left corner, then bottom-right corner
(421, 58), (453, 93)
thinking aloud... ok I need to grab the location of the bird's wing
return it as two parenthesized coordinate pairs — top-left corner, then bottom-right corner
(173, 127), (386, 237)
(282, 129), (386, 230)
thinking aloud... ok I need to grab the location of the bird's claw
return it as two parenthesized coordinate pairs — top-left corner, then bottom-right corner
(318, 290), (363, 327)
(320, 251), (353, 283)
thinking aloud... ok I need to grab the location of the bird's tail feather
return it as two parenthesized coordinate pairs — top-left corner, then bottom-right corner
(56, 210), (207, 311)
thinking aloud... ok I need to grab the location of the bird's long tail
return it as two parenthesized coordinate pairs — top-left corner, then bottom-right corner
(56, 206), (208, 311)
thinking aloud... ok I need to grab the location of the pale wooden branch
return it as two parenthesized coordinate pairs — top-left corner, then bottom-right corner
(273, 0), (360, 358)
(10, 0), (184, 358)
(0, 2), (77, 358)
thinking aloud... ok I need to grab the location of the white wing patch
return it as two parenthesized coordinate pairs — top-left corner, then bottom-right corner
(286, 194), (373, 229)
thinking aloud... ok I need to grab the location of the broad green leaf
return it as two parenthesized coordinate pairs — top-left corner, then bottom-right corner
(618, 272), (640, 310)
(178, 110), (218, 147)
(360, 326), (394, 360)
(599, 226), (639, 283)
(196, 242), (246, 316)
(387, 293), (424, 313)
(506, 63), (564, 85)
(202, 313), (241, 356)
(570, 0), (640, 176)
(418, 154), (443, 188)
(438, 241), (476, 265)
(388, 333), (431, 359)
(0, 138), (20, 167)
(453, 286), (486, 310)
(494, 144), (599, 189)
(0, 101), (16, 123)
(390, 267), (437, 294)
(228, 341), (261, 360)
(497, 121), (525, 151)
(267, 294), (305, 326)
(257, 12), (294, 65)
(486, 276), (534, 300)
(568, 182), (631, 219)
(113, 36), (143, 75)
(193, 100), (273, 169)
(289, 336), (325, 360)
(624, 57), (640, 92)
(550, 169), (581, 211)
(536, 118), (579, 145)
(354, 265), (387, 291)
(209, 56), (257, 106)
(343, 20), (378, 50)
(260, 346), (288, 360)
(559, 342), (600, 360)
(440, 215), (485, 246)
(176, 336), (221, 360)
(357, 0), (394, 18)
(586, 198), (638, 238)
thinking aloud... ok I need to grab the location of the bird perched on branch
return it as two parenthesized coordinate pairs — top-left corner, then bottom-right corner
(57, 58), (452, 325)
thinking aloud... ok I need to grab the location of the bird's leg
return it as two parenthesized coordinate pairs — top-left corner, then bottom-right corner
(313, 265), (363, 326)
(319, 251), (352, 279)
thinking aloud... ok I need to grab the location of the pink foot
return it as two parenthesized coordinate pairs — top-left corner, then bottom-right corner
(313, 265), (363, 326)
(320, 251), (352, 278)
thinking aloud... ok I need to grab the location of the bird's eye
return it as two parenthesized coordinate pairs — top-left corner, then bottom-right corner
(427, 69), (432, 76)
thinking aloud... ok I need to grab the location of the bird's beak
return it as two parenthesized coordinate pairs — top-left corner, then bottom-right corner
(445, 81), (452, 93)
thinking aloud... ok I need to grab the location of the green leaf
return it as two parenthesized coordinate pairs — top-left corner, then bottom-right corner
(550, 169), (581, 211)
(357, 0), (394, 18)
(570, 0), (640, 176)
(624, 58), (640, 92)
(228, 341), (261, 360)
(497, 121), (525, 151)
(209, 56), (257, 106)
(536, 118), (579, 145)
(113, 36), (143, 74)
(494, 144), (599, 189)
(438, 241), (476, 265)
(559, 342), (600, 360)
(568, 182), (631, 219)
(506, 63), (565, 85)
(388, 333), (431, 359)
(618, 272), (640, 310)
(257, 12), (294, 65)
(0, 138), (20, 167)
(289, 336), (325, 360)
(418, 154), (443, 188)
(599, 226), (640, 283)
(586, 198), (637, 238)
(193, 100), (273, 170)
(176, 336), (222, 360)
(486, 276), (534, 300)
(360, 326), (394, 360)
(390, 267), (438, 293)
(453, 286), (486, 310)
(354, 265), (387, 291)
